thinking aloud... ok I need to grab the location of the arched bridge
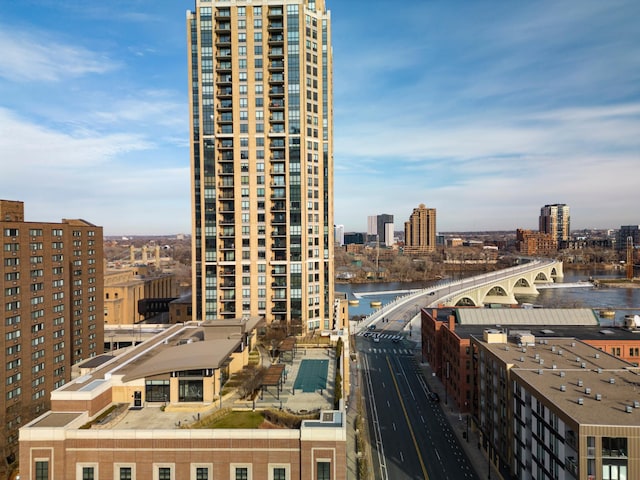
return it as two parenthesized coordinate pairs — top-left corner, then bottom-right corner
(352, 259), (565, 335)
(435, 259), (564, 307)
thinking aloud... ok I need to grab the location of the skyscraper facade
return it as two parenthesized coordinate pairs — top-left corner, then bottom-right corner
(187, 0), (334, 335)
(0, 200), (103, 477)
(539, 203), (570, 244)
(367, 213), (393, 246)
(404, 204), (436, 254)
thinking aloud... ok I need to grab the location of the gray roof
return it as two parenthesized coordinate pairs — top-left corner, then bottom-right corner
(457, 308), (599, 326)
(122, 338), (241, 381)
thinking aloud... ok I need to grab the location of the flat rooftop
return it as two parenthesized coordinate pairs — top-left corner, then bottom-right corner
(514, 368), (640, 426)
(481, 337), (632, 372)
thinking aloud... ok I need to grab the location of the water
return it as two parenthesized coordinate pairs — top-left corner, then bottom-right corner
(336, 269), (640, 324)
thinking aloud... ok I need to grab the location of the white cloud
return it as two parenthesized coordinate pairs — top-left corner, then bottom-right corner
(0, 25), (118, 82)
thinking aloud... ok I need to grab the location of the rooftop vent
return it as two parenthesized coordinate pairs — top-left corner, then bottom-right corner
(522, 347), (527, 353)
(539, 359), (545, 365)
(581, 363), (586, 369)
(626, 405), (633, 413)
(577, 398), (584, 405)
(520, 357), (525, 362)
(560, 371), (566, 377)
(634, 400), (640, 408)
(571, 342), (576, 347)
(597, 368), (603, 374)
(558, 349), (563, 355)
(535, 353), (540, 360)
(578, 379), (583, 387)
(576, 357), (581, 362)
(505, 346), (510, 351)
(560, 385), (566, 392)
(596, 394), (602, 401)
(585, 387), (591, 395)
(538, 369), (544, 375)
(609, 378), (615, 384)
(552, 364), (557, 370)
(551, 346), (556, 352)
(594, 353), (600, 359)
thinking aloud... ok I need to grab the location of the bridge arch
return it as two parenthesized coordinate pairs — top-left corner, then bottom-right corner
(455, 297), (476, 307)
(535, 272), (549, 282)
(486, 286), (508, 297)
(442, 260), (564, 308)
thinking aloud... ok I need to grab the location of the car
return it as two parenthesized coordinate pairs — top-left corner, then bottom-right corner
(429, 392), (440, 402)
(429, 291), (436, 296)
(363, 332), (371, 337)
(368, 324), (376, 330)
(391, 337), (400, 343)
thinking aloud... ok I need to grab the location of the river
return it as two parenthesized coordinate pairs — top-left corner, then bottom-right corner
(336, 268), (640, 325)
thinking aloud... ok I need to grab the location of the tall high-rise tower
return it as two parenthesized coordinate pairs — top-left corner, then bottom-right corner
(187, 0), (334, 335)
(539, 204), (570, 244)
(404, 204), (436, 254)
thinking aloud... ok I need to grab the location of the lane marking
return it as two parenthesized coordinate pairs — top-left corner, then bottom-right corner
(386, 356), (430, 480)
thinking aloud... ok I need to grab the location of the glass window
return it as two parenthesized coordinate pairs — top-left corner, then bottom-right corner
(178, 379), (203, 402)
(195, 467), (208, 480)
(119, 467), (132, 480)
(35, 461), (49, 480)
(146, 380), (170, 403)
(235, 467), (248, 480)
(82, 467), (95, 480)
(273, 467), (286, 480)
(317, 462), (330, 480)
(158, 467), (171, 480)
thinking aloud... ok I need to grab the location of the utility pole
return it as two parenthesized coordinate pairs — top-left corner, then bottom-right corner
(627, 236), (634, 280)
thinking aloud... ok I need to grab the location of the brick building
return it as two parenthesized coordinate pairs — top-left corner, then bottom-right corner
(19, 320), (347, 480)
(1, 199), (103, 478)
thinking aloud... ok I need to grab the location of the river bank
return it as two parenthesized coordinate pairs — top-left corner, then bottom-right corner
(594, 279), (640, 288)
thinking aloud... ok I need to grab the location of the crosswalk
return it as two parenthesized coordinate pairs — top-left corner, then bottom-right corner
(356, 331), (402, 340)
(366, 347), (413, 355)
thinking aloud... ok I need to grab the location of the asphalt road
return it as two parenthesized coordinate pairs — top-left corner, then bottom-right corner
(358, 321), (479, 480)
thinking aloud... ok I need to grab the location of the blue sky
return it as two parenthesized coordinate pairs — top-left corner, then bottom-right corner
(1, 1), (638, 235)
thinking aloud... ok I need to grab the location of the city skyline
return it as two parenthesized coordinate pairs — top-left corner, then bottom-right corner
(1, 0), (639, 235)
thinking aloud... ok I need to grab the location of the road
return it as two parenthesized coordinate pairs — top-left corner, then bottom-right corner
(357, 317), (479, 480)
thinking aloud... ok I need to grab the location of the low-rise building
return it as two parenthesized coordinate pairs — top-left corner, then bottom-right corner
(19, 319), (347, 480)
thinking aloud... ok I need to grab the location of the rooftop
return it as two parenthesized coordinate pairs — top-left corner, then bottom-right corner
(479, 336), (640, 426)
(514, 368), (640, 426)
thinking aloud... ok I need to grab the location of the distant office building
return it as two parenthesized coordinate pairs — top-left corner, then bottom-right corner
(617, 225), (640, 251)
(104, 266), (175, 324)
(367, 214), (394, 246)
(187, 0), (335, 334)
(334, 224), (344, 247)
(404, 204), (436, 254)
(0, 199), (103, 478)
(383, 222), (395, 247)
(539, 203), (570, 244)
(343, 232), (365, 245)
(367, 215), (377, 237)
(516, 228), (557, 256)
